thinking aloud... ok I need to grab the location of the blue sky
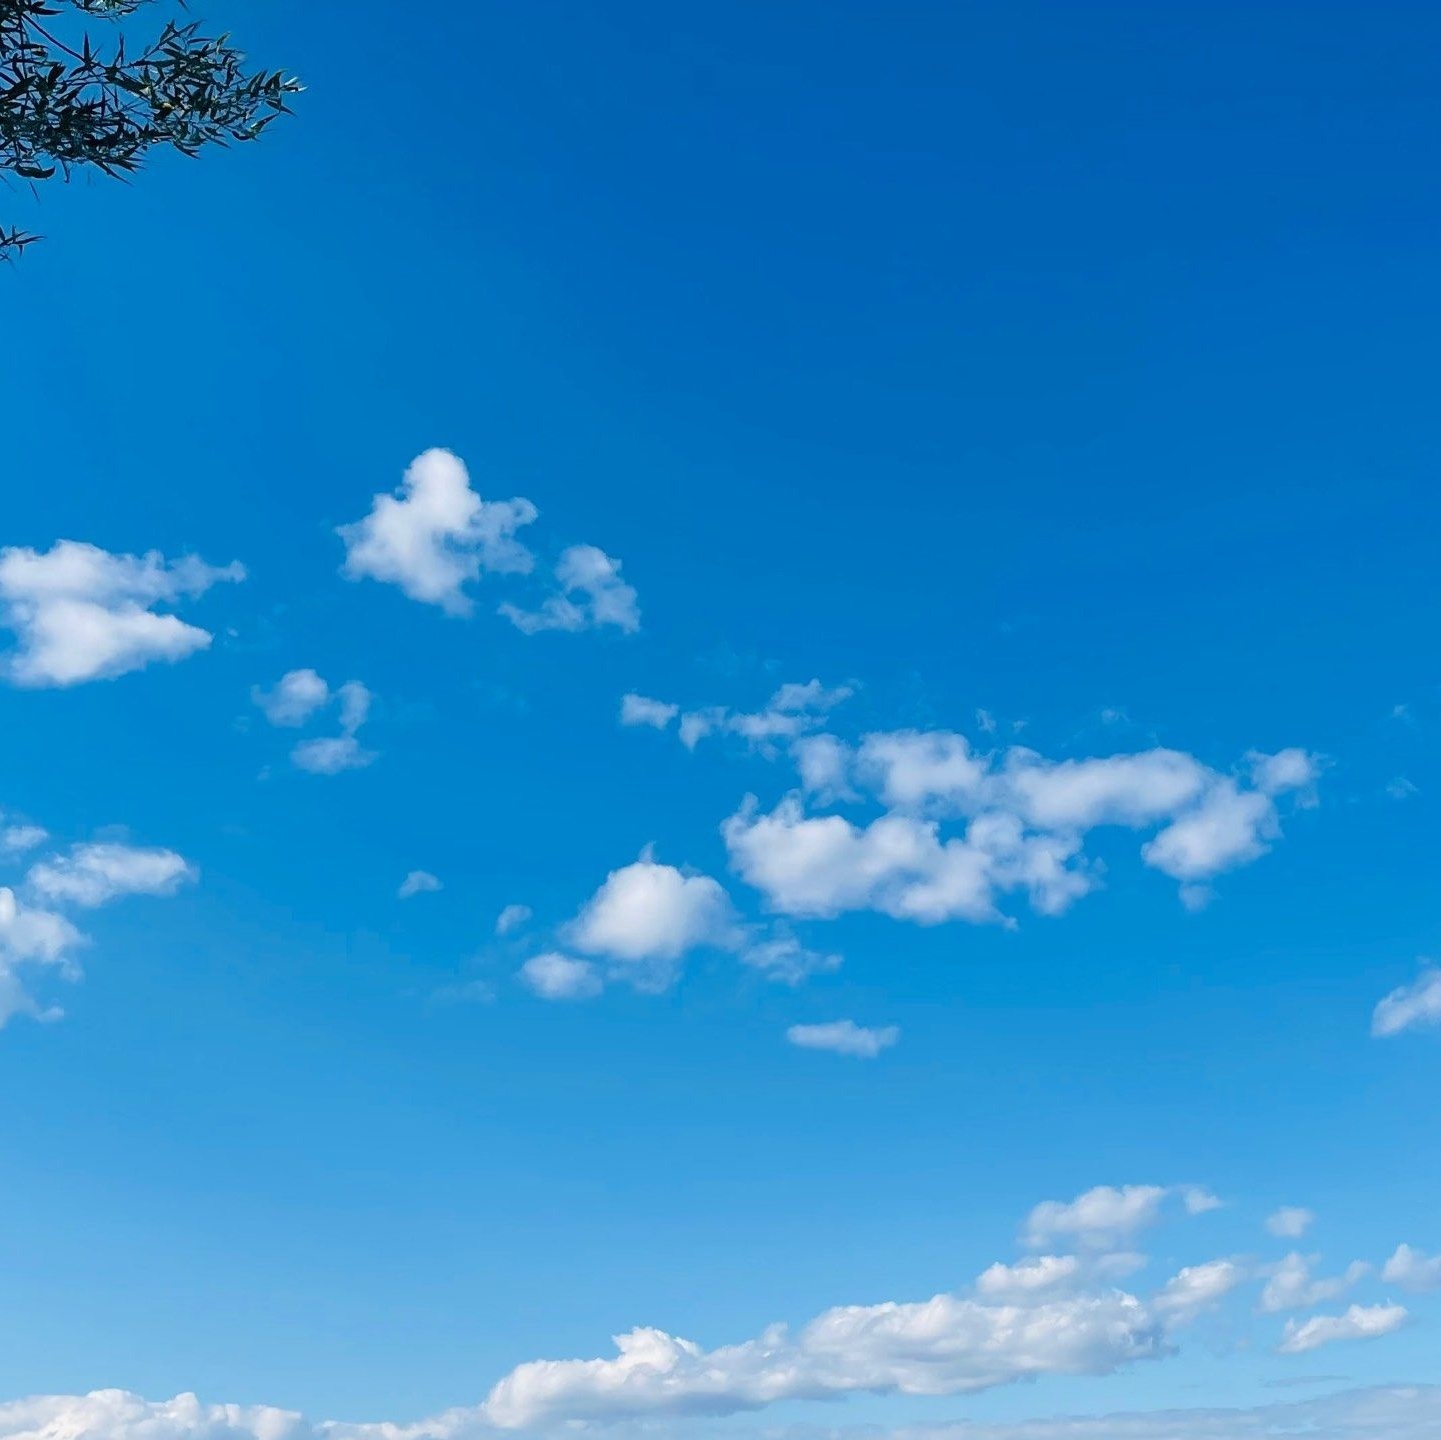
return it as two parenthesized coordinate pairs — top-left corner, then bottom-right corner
(2, 3), (1440, 1438)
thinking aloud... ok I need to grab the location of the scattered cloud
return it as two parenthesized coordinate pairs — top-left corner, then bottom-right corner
(501, 545), (639, 636)
(518, 952), (603, 1002)
(1276, 1303), (1407, 1355)
(1, 823), (48, 854)
(398, 870), (442, 899)
(1382, 1244), (1441, 1293)
(0, 540), (243, 687)
(740, 931), (842, 985)
(252, 669), (330, 727)
(1022, 1185), (1217, 1251)
(495, 904), (532, 937)
(1152, 1259), (1247, 1325)
(256, 673), (377, 775)
(620, 693), (679, 729)
(786, 1020), (898, 1058)
(1372, 966), (1441, 1037)
(1266, 1207), (1315, 1239)
(1259, 1253), (1368, 1314)
(338, 449), (537, 615)
(28, 843), (195, 907)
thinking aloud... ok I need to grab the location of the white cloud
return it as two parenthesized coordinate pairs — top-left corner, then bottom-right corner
(1152, 1259), (1246, 1324)
(495, 904), (532, 937)
(479, 1290), (1164, 1428)
(287, 680), (376, 775)
(518, 953), (602, 1002)
(620, 693), (678, 729)
(1259, 1254), (1368, 1314)
(740, 932), (842, 985)
(1382, 1244), (1441, 1293)
(0, 540), (243, 687)
(567, 855), (739, 991)
(338, 449), (537, 615)
(398, 871), (442, 899)
(1, 824), (47, 854)
(973, 1253), (1143, 1303)
(719, 729), (1316, 926)
(27, 843), (195, 907)
(1372, 966), (1441, 1037)
(1022, 1185), (1214, 1251)
(501, 545), (639, 635)
(252, 669), (330, 727)
(1248, 747), (1321, 798)
(0, 885), (83, 1027)
(1266, 1206), (1315, 1239)
(786, 1020), (898, 1058)
(1276, 1302), (1407, 1355)
(8, 1381), (1441, 1440)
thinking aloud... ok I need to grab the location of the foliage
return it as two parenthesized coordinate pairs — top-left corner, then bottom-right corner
(0, 0), (298, 257)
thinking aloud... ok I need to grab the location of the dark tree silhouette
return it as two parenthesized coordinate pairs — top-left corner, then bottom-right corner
(1, 0), (298, 257)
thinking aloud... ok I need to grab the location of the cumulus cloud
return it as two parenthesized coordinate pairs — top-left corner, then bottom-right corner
(567, 855), (740, 991)
(1276, 1302), (1407, 1355)
(631, 680), (853, 757)
(338, 449), (537, 615)
(973, 1253), (1143, 1303)
(1382, 1244), (1441, 1293)
(500, 546), (639, 636)
(740, 931), (842, 985)
(1258, 1254), (1368, 1314)
(398, 871), (442, 899)
(1372, 966), (1441, 1037)
(719, 733), (1317, 925)
(1021, 1185), (1216, 1251)
(518, 953), (602, 1002)
(786, 1020), (898, 1058)
(0, 885), (83, 1026)
(27, 843), (195, 907)
(0, 540), (243, 687)
(479, 1290), (1164, 1428)
(1266, 1206), (1315, 1239)
(1, 823), (48, 853)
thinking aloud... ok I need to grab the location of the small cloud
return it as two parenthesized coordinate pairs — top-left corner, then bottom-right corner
(27, 842), (195, 907)
(620, 693), (679, 730)
(398, 870), (442, 899)
(495, 903), (532, 937)
(786, 1019), (898, 1059)
(1267, 1207), (1315, 1239)
(252, 668), (329, 727)
(1385, 777), (1419, 801)
(1, 824), (48, 854)
(1276, 1303), (1407, 1355)
(1371, 965), (1441, 1037)
(519, 952), (602, 1002)
(501, 545), (640, 636)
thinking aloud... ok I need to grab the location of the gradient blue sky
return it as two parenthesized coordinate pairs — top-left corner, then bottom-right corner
(2, 4), (1439, 1439)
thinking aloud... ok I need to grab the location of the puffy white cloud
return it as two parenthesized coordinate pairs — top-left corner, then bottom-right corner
(1266, 1206), (1315, 1239)
(1276, 1302), (1407, 1355)
(973, 1253), (1143, 1302)
(252, 669), (330, 727)
(0, 540), (243, 687)
(27, 843), (194, 907)
(1248, 747), (1322, 798)
(1372, 966), (1441, 1037)
(479, 1290), (1165, 1428)
(786, 1020), (898, 1058)
(494, 904), (532, 937)
(1382, 1244), (1441, 1293)
(1259, 1254), (1368, 1314)
(518, 953), (602, 1002)
(1021, 1185), (1215, 1251)
(1152, 1259), (1246, 1324)
(717, 726), (1316, 926)
(501, 545), (639, 636)
(338, 449), (537, 615)
(0, 1390), (315, 1440)
(567, 855), (739, 990)
(398, 871), (442, 899)
(619, 693), (678, 729)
